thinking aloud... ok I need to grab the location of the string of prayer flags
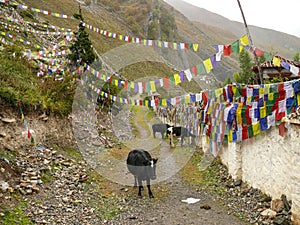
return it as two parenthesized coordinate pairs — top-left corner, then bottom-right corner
(82, 22), (202, 52)
(5, 1), (75, 19)
(272, 56), (300, 76)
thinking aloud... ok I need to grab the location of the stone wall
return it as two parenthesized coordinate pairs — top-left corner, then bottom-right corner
(215, 122), (300, 224)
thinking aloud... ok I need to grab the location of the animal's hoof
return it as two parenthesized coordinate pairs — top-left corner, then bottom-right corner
(138, 195), (142, 199)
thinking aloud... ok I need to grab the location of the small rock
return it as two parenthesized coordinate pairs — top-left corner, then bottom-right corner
(62, 197), (69, 203)
(271, 199), (285, 212)
(260, 209), (277, 218)
(200, 204), (211, 210)
(129, 215), (137, 220)
(234, 179), (242, 187)
(0, 181), (9, 192)
(1, 118), (16, 123)
(273, 215), (290, 225)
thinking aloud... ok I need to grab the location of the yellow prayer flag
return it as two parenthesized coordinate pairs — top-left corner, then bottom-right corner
(239, 45), (244, 53)
(114, 79), (118, 86)
(240, 35), (249, 46)
(145, 101), (149, 107)
(232, 85), (237, 96)
(269, 93), (274, 101)
(260, 106), (266, 118)
(150, 81), (156, 92)
(236, 103), (243, 126)
(264, 84), (270, 94)
(119, 35), (123, 41)
(192, 44), (199, 51)
(185, 95), (190, 104)
(162, 99), (167, 106)
(207, 104), (213, 115)
(157, 41), (162, 47)
(253, 122), (260, 136)
(273, 56), (281, 67)
(228, 130), (233, 143)
(203, 58), (213, 73)
(173, 43), (177, 50)
(174, 73), (181, 85)
(297, 94), (300, 105)
(130, 82), (135, 89)
(21, 113), (24, 121)
(259, 88), (264, 96)
(215, 88), (223, 98)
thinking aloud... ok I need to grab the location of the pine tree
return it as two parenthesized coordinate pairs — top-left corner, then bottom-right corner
(236, 49), (255, 84)
(293, 52), (300, 62)
(68, 5), (96, 67)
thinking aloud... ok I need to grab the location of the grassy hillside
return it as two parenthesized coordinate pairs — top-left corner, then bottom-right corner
(0, 0), (244, 116)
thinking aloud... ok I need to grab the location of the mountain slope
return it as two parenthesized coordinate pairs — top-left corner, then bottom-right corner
(19, 0), (240, 85)
(164, 0), (300, 59)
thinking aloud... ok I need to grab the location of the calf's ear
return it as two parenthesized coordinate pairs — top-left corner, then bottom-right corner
(153, 158), (158, 164)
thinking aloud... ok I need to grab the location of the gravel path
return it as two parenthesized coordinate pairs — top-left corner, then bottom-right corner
(0, 105), (292, 224)
(107, 173), (246, 225)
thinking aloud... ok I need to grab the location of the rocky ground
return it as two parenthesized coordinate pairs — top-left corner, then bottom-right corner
(0, 102), (292, 225)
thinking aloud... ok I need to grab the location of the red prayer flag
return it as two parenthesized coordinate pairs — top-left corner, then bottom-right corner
(245, 106), (252, 125)
(242, 126), (248, 140)
(278, 82), (284, 92)
(223, 45), (232, 56)
(164, 77), (170, 89)
(191, 66), (198, 76)
(254, 48), (264, 57)
(124, 81), (128, 90)
(278, 122), (286, 137)
(27, 129), (31, 138)
(184, 43), (189, 49)
(223, 88), (227, 101)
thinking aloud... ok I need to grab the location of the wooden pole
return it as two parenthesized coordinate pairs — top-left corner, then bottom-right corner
(237, 0), (264, 84)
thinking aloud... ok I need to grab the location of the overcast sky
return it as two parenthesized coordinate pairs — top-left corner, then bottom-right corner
(182, 0), (300, 38)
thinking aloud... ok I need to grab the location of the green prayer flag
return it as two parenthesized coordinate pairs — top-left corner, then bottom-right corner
(263, 52), (273, 61)
(242, 105), (247, 125)
(230, 40), (240, 55)
(196, 63), (206, 75)
(169, 76), (175, 86)
(248, 125), (254, 138)
(209, 89), (216, 99)
(270, 84), (278, 93)
(146, 82), (150, 92)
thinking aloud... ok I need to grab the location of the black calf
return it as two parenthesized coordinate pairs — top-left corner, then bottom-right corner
(167, 126), (196, 146)
(152, 123), (171, 138)
(126, 149), (158, 198)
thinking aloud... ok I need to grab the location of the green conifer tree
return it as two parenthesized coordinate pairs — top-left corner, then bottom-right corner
(68, 5), (96, 66)
(236, 49), (255, 84)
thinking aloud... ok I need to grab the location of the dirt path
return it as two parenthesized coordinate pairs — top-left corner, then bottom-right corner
(109, 173), (246, 225)
(105, 107), (247, 225)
